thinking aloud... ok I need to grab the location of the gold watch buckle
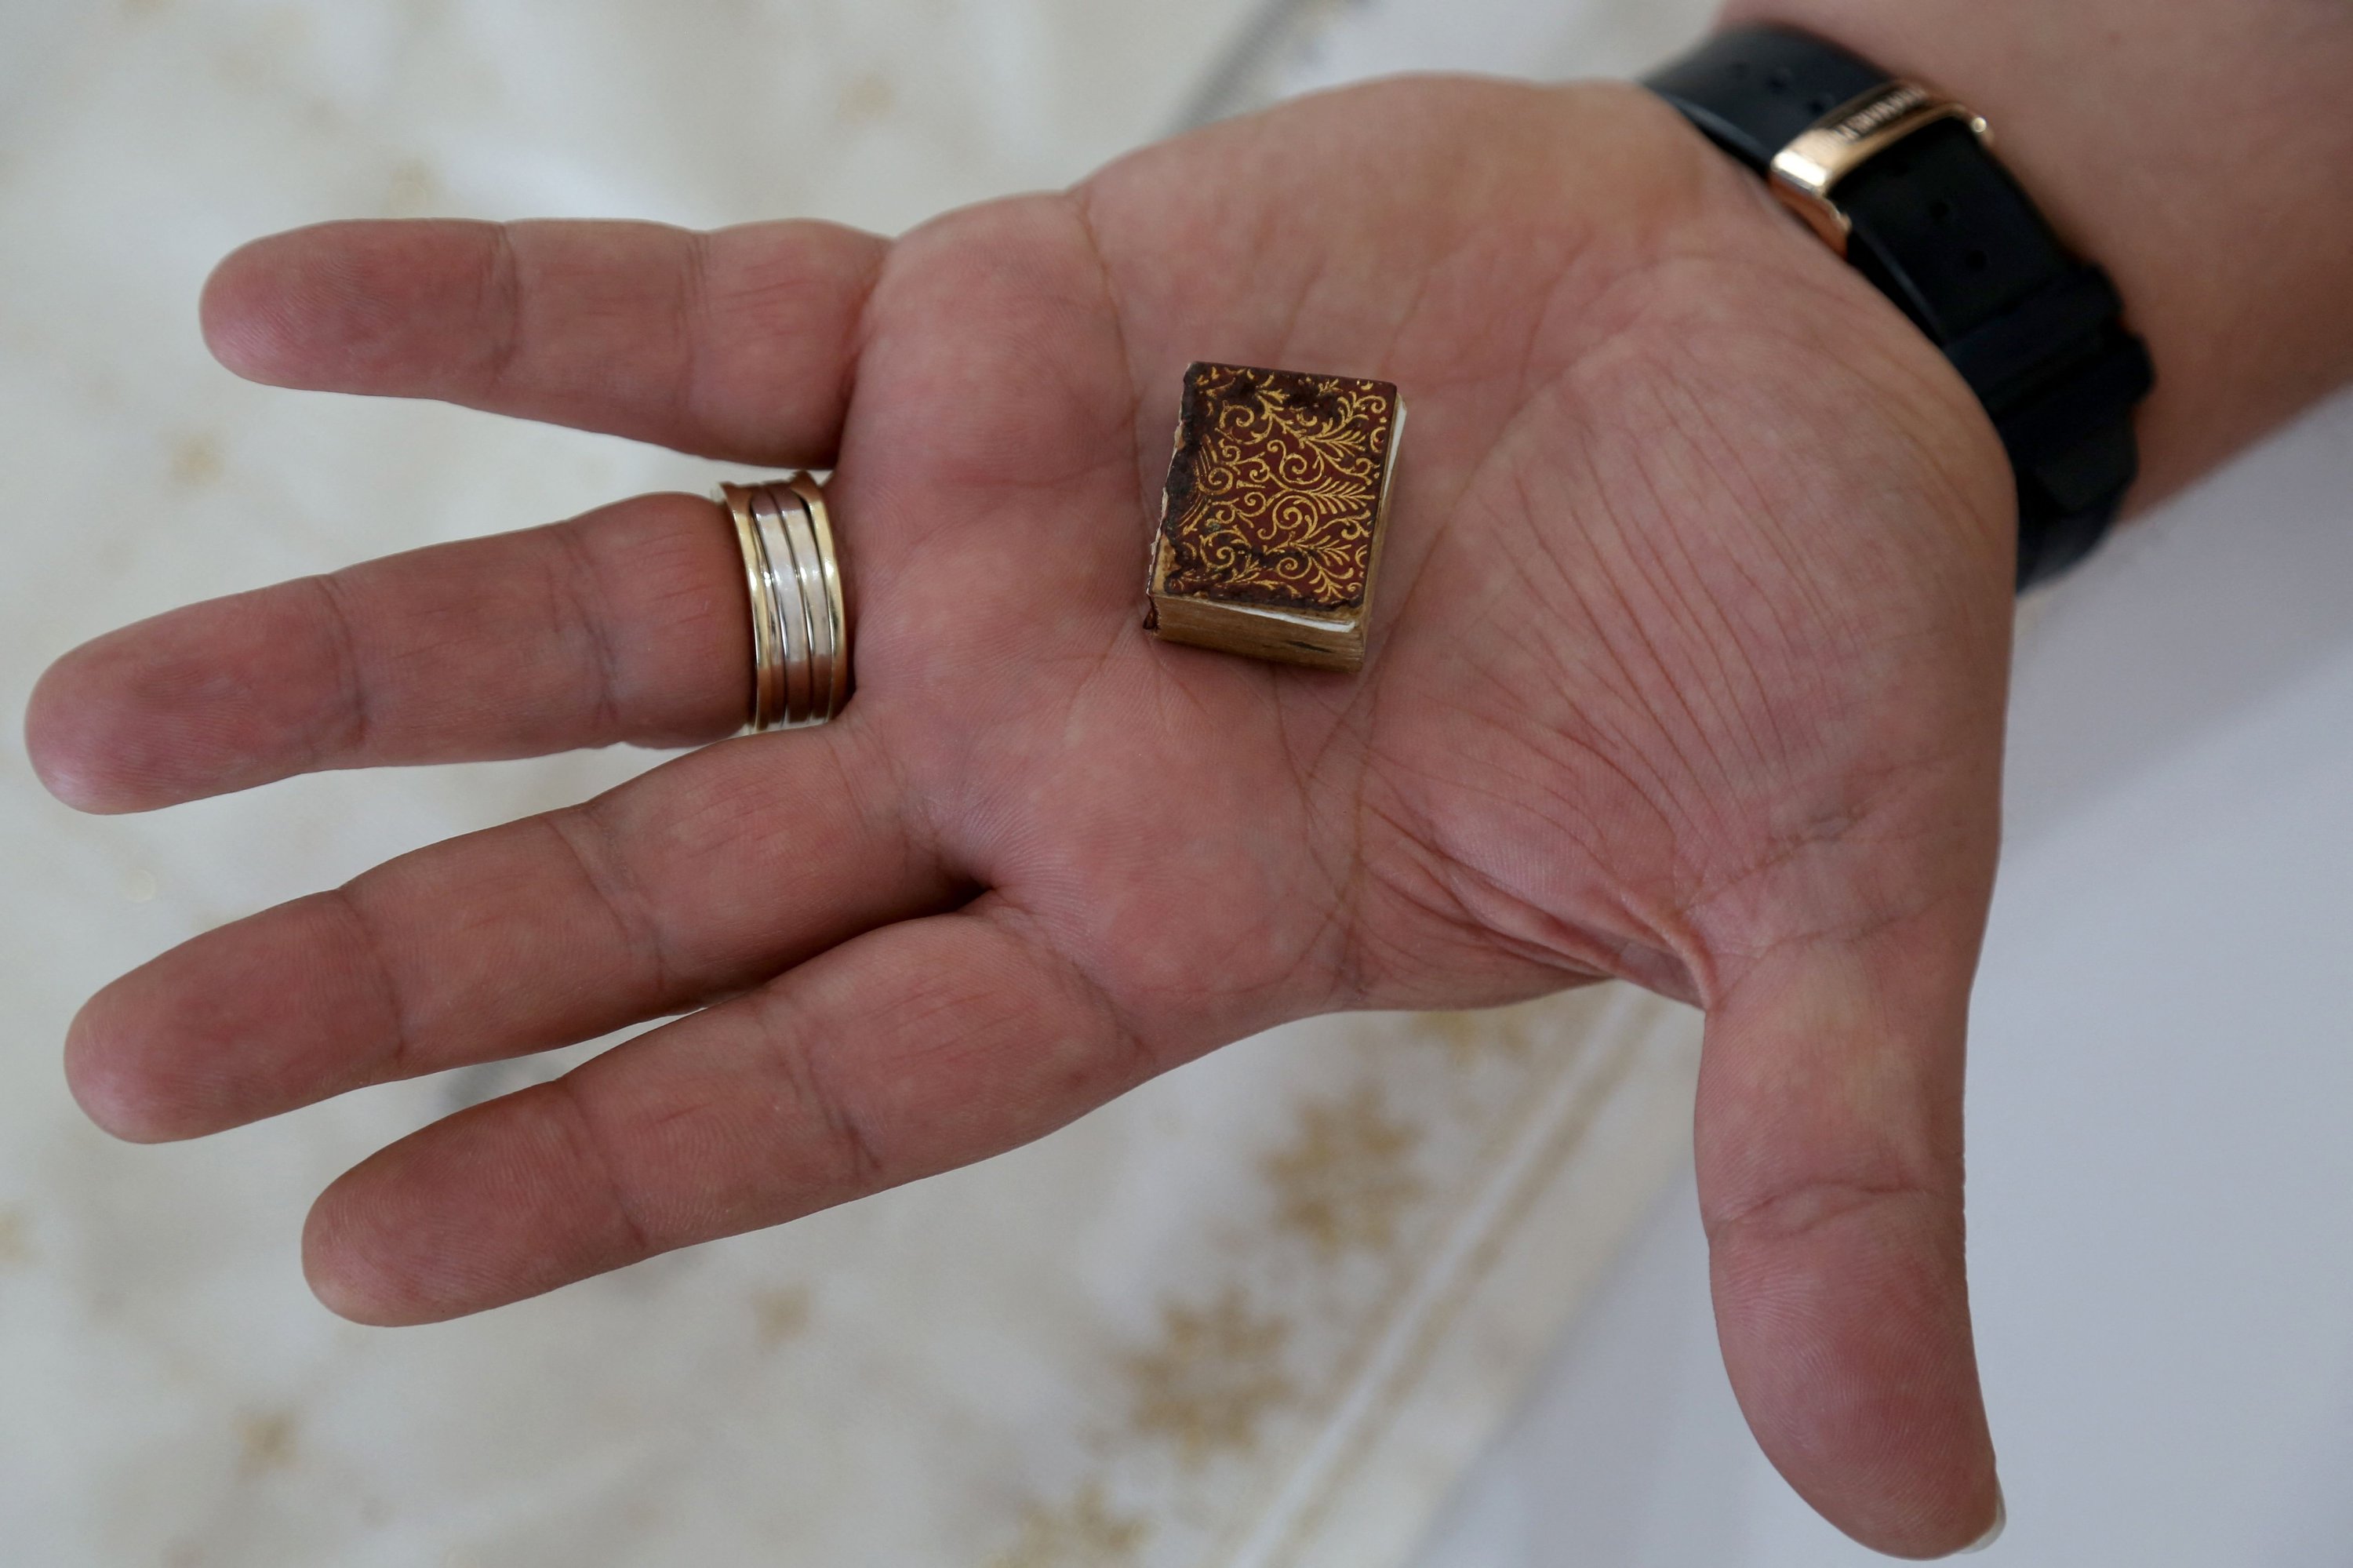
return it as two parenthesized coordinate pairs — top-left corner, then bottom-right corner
(1768, 81), (1991, 255)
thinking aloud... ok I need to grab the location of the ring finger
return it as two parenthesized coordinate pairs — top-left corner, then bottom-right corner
(28, 490), (784, 813)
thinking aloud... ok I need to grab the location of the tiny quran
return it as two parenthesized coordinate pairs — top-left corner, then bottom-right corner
(1145, 362), (1404, 672)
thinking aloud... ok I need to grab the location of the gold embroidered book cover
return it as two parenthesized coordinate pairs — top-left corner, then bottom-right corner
(1147, 363), (1404, 671)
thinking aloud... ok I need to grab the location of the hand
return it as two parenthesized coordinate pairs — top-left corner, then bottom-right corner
(30, 78), (2014, 1555)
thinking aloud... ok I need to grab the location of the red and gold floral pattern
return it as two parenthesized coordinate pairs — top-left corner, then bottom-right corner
(1155, 364), (1399, 613)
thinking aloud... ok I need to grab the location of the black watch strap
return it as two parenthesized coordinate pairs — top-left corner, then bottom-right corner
(1644, 27), (2154, 589)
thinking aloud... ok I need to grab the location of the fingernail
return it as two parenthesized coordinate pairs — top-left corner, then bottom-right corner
(1958, 1483), (2006, 1554)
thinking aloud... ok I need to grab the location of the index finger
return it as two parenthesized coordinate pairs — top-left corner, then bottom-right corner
(200, 217), (889, 464)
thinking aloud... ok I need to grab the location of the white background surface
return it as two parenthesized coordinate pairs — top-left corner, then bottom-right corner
(3, 0), (2348, 1562)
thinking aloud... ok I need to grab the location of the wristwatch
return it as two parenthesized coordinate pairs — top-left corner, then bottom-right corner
(1644, 26), (2154, 589)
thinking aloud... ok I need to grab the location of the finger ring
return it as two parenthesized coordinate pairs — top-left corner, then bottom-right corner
(718, 474), (850, 730)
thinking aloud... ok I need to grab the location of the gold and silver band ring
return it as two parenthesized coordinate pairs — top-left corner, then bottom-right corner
(718, 475), (850, 731)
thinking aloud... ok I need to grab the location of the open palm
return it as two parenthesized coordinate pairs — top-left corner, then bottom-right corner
(32, 78), (2015, 1555)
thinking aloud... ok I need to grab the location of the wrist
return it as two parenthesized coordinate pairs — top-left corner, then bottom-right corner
(1642, 29), (2150, 585)
(1715, 0), (2353, 508)
(1599, 78), (2028, 592)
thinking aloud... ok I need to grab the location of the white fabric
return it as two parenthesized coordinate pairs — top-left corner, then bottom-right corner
(0, 4), (1704, 1565)
(19, 2), (2329, 1561)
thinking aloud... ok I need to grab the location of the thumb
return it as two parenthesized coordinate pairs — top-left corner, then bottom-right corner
(1697, 909), (2002, 1558)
